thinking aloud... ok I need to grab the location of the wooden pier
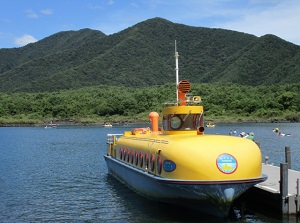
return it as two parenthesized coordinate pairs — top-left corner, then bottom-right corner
(241, 146), (300, 215)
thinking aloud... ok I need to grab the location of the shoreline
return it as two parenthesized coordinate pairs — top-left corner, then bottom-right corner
(0, 119), (296, 127)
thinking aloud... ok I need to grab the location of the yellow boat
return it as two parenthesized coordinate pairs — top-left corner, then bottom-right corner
(104, 45), (267, 218)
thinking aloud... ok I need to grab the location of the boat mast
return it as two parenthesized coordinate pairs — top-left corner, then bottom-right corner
(175, 40), (179, 102)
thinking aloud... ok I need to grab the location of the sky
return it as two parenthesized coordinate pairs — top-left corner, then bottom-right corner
(1, 0), (300, 49)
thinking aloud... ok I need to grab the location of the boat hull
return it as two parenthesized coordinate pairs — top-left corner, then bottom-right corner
(104, 155), (267, 218)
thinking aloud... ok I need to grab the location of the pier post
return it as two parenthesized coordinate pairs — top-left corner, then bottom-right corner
(296, 179), (300, 215)
(285, 146), (291, 169)
(280, 163), (289, 214)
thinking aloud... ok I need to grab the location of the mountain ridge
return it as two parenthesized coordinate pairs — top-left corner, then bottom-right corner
(0, 17), (299, 93)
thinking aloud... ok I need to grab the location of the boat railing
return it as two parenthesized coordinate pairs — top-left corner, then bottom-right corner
(163, 101), (178, 106)
(163, 96), (202, 107)
(107, 134), (123, 145)
(107, 134), (123, 157)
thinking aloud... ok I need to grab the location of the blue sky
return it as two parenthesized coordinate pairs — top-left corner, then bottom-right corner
(1, 0), (299, 49)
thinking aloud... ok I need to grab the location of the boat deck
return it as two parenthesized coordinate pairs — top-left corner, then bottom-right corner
(242, 163), (300, 215)
(258, 164), (300, 195)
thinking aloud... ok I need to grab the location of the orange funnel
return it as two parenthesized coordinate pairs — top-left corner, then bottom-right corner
(149, 112), (159, 132)
(178, 80), (190, 106)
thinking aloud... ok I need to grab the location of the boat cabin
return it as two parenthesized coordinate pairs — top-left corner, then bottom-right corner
(162, 106), (204, 135)
(150, 80), (205, 135)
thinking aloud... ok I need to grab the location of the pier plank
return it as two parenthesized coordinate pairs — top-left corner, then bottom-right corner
(245, 164), (300, 214)
(256, 164), (300, 196)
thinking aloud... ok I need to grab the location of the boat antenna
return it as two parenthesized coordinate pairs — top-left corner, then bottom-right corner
(175, 40), (179, 102)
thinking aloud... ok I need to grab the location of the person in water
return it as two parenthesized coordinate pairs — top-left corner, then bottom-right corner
(240, 132), (246, 138)
(240, 132), (255, 141)
(246, 132), (255, 141)
(229, 129), (237, 135)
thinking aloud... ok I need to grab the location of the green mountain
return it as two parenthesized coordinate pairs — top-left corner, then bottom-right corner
(0, 17), (299, 93)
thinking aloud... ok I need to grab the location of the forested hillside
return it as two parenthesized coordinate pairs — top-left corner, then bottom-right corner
(0, 17), (300, 93)
(0, 83), (299, 125)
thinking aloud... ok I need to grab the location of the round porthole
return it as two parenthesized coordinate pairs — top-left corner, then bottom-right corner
(170, 115), (183, 130)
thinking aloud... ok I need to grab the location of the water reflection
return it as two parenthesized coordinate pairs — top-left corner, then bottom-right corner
(105, 175), (228, 223)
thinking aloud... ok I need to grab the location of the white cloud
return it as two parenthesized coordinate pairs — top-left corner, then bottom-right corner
(14, 34), (38, 47)
(40, 9), (53, 15)
(216, 1), (300, 45)
(25, 8), (53, 19)
(25, 9), (38, 19)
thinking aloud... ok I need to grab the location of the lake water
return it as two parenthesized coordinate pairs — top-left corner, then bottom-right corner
(0, 123), (299, 223)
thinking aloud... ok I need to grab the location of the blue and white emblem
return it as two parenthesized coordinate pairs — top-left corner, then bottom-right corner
(217, 154), (237, 174)
(163, 160), (176, 172)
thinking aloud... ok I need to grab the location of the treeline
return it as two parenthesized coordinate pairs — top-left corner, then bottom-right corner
(0, 83), (299, 125)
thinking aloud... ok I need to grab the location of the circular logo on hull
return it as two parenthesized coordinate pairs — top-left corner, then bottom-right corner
(163, 160), (176, 172)
(217, 154), (237, 174)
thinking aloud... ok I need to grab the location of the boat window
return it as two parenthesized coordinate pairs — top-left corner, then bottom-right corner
(181, 114), (197, 130)
(163, 115), (168, 130)
(170, 115), (183, 130)
(163, 113), (203, 131)
(193, 114), (203, 129)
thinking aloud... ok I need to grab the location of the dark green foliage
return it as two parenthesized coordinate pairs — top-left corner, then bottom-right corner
(1, 18), (299, 124)
(0, 83), (299, 124)
(0, 18), (299, 93)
